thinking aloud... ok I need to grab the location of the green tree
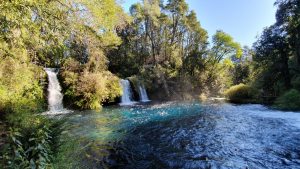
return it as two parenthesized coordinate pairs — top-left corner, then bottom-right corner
(253, 25), (291, 96)
(276, 0), (300, 66)
(210, 30), (242, 64)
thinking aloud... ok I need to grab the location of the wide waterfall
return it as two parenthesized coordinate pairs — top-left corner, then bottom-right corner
(138, 83), (150, 102)
(120, 79), (136, 105)
(45, 68), (64, 113)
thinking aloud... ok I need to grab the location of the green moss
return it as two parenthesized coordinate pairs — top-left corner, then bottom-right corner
(128, 75), (144, 95)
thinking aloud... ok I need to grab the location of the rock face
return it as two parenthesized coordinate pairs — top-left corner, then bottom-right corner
(155, 70), (170, 97)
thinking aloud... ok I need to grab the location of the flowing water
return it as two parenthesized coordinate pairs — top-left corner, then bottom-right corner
(45, 68), (64, 112)
(138, 84), (151, 102)
(65, 102), (300, 169)
(44, 68), (70, 115)
(120, 79), (136, 105)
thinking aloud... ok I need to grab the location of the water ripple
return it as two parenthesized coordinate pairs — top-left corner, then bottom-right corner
(67, 102), (300, 169)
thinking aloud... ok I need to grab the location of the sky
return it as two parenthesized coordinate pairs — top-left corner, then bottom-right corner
(121, 0), (277, 47)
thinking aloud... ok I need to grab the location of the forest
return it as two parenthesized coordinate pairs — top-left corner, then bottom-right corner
(0, 0), (300, 168)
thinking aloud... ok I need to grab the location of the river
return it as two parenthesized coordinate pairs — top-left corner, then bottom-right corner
(64, 102), (300, 169)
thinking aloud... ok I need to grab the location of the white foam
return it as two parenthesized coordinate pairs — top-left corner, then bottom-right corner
(228, 104), (300, 129)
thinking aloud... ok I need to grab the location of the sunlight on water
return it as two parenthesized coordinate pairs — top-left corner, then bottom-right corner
(65, 102), (300, 169)
(68, 102), (202, 141)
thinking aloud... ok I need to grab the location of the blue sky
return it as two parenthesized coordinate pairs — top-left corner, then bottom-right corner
(121, 0), (277, 47)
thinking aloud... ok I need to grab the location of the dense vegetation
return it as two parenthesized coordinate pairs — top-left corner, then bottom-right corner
(109, 0), (300, 105)
(0, 0), (127, 168)
(108, 0), (246, 100)
(252, 0), (300, 108)
(224, 84), (257, 103)
(0, 0), (300, 168)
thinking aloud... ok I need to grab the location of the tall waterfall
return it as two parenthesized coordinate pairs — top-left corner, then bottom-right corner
(138, 84), (150, 102)
(45, 68), (64, 112)
(120, 79), (136, 105)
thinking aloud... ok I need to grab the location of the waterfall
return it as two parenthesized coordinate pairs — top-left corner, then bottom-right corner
(138, 83), (150, 102)
(120, 79), (136, 105)
(45, 68), (64, 113)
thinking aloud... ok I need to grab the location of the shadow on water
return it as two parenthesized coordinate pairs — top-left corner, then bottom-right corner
(66, 102), (300, 169)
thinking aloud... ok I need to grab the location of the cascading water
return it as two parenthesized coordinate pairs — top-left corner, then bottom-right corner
(120, 79), (136, 105)
(45, 68), (64, 113)
(138, 83), (150, 102)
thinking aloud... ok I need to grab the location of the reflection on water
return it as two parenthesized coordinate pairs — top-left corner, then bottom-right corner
(66, 102), (300, 169)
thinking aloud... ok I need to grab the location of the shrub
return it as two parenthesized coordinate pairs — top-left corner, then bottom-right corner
(61, 59), (122, 110)
(1, 115), (66, 169)
(76, 71), (122, 109)
(224, 84), (257, 103)
(292, 76), (300, 91)
(274, 89), (300, 111)
(0, 57), (46, 117)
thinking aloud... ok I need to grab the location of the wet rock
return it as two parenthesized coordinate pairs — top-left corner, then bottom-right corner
(191, 155), (209, 161)
(281, 158), (290, 165)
